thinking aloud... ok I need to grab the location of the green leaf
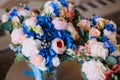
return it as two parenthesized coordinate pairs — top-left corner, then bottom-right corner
(0, 21), (13, 33)
(40, 3), (44, 11)
(73, 9), (84, 26)
(81, 72), (88, 80)
(14, 53), (28, 63)
(58, 53), (74, 62)
(106, 56), (117, 68)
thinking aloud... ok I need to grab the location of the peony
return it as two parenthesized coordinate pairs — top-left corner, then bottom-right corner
(81, 60), (106, 80)
(2, 14), (8, 23)
(89, 27), (101, 37)
(90, 42), (108, 59)
(11, 28), (26, 44)
(22, 37), (41, 57)
(52, 17), (68, 30)
(29, 54), (46, 71)
(24, 17), (37, 27)
(52, 38), (66, 54)
(77, 20), (90, 31)
(67, 22), (79, 40)
(52, 56), (60, 67)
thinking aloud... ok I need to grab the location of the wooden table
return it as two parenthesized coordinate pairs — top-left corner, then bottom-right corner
(5, 60), (82, 80)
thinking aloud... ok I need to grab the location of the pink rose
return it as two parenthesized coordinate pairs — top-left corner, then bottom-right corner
(11, 28), (26, 44)
(67, 23), (79, 40)
(77, 20), (90, 31)
(29, 55), (46, 71)
(85, 38), (97, 54)
(89, 27), (101, 37)
(12, 16), (20, 23)
(52, 17), (68, 30)
(52, 38), (66, 54)
(60, 7), (74, 22)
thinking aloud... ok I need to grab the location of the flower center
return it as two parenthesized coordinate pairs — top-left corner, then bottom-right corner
(57, 41), (62, 48)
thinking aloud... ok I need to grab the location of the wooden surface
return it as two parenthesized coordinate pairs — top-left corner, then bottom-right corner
(5, 60), (82, 80)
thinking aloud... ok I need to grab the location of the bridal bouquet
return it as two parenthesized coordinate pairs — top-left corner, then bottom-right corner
(0, 0), (83, 80)
(76, 16), (120, 80)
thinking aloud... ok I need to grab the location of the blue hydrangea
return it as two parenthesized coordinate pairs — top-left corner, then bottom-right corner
(58, 0), (68, 7)
(90, 16), (101, 25)
(102, 36), (116, 54)
(8, 8), (18, 20)
(104, 24), (115, 32)
(22, 23), (36, 38)
(50, 2), (59, 16)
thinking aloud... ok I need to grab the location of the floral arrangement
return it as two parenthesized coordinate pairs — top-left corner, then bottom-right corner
(0, 0), (82, 74)
(76, 16), (120, 80)
(1, 0), (120, 80)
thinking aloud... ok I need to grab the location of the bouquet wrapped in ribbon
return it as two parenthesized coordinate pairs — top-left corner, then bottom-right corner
(76, 16), (120, 80)
(0, 0), (83, 80)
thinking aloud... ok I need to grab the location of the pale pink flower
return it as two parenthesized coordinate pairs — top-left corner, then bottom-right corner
(60, 7), (74, 22)
(24, 17), (37, 27)
(77, 20), (90, 31)
(11, 28), (26, 45)
(52, 17), (68, 30)
(2, 14), (8, 23)
(12, 16), (20, 22)
(67, 23), (79, 40)
(89, 27), (101, 37)
(52, 38), (66, 54)
(85, 38), (97, 54)
(29, 55), (46, 71)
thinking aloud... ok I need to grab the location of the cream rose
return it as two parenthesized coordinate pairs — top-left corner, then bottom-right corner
(52, 56), (60, 67)
(29, 54), (46, 71)
(89, 27), (101, 37)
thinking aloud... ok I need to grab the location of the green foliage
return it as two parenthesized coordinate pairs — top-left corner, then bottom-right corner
(81, 72), (88, 80)
(105, 56), (117, 68)
(0, 21), (13, 33)
(73, 9), (84, 26)
(58, 51), (75, 62)
(14, 53), (28, 63)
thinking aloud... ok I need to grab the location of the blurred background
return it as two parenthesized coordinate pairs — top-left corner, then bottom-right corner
(0, 0), (120, 80)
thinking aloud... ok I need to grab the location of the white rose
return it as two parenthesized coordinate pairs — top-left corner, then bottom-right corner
(22, 37), (41, 57)
(82, 60), (106, 80)
(52, 57), (60, 67)
(90, 42), (108, 60)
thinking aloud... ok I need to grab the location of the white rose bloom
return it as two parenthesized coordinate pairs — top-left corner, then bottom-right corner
(2, 14), (8, 23)
(22, 37), (41, 57)
(111, 50), (120, 57)
(82, 60), (106, 80)
(90, 42), (108, 60)
(24, 17), (37, 27)
(52, 57), (60, 67)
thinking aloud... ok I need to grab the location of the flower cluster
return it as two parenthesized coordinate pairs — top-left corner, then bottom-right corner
(0, 0), (80, 71)
(77, 16), (120, 80)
